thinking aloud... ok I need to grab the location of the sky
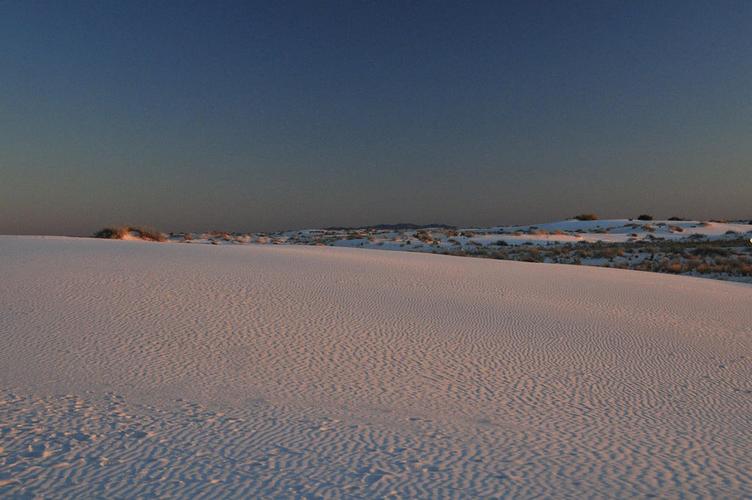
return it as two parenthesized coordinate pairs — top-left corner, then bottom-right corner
(1, 0), (750, 235)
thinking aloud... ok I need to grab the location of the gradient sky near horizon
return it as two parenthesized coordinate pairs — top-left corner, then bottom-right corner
(1, 0), (750, 235)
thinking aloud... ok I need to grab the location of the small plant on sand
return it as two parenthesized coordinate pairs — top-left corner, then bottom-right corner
(637, 214), (654, 221)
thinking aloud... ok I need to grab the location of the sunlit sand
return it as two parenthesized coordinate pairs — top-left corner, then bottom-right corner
(1, 236), (750, 497)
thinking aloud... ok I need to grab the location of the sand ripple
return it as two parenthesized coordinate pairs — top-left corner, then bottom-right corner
(0, 237), (750, 498)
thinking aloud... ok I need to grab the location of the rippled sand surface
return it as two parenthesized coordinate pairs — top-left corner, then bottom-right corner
(1, 236), (750, 498)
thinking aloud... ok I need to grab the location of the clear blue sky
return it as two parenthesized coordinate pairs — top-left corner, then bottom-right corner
(1, 0), (750, 234)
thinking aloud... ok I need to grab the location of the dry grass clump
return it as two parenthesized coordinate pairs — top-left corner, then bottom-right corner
(94, 225), (166, 242)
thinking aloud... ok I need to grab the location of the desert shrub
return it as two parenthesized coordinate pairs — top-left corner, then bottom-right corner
(415, 230), (433, 243)
(668, 216), (686, 221)
(94, 225), (166, 242)
(94, 227), (123, 239)
(664, 261), (683, 273)
(691, 247), (730, 257)
(573, 213), (598, 221)
(594, 247), (624, 259)
(637, 214), (654, 221)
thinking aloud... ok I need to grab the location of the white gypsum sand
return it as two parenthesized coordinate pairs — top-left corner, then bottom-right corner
(0, 236), (750, 498)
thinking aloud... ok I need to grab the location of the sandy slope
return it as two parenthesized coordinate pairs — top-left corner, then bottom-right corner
(1, 236), (750, 498)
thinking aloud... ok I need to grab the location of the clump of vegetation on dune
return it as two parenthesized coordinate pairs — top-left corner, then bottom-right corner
(573, 213), (598, 221)
(94, 225), (167, 242)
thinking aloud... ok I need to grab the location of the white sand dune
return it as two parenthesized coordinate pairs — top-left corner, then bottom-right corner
(1, 236), (751, 498)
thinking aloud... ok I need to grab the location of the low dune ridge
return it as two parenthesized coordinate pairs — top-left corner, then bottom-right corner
(0, 236), (750, 498)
